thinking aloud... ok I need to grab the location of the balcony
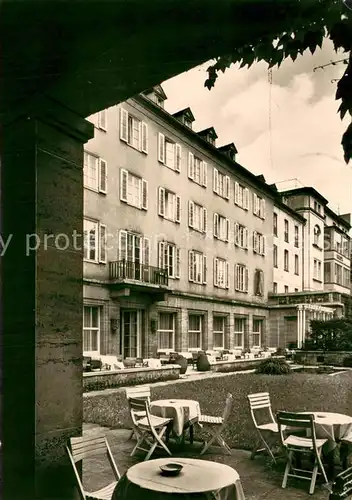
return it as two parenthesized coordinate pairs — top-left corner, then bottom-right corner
(108, 260), (169, 299)
(268, 291), (343, 307)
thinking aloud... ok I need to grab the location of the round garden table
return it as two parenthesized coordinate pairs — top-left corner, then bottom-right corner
(112, 457), (245, 500)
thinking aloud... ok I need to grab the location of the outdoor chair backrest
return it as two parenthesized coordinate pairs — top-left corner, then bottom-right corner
(248, 392), (275, 427)
(125, 386), (151, 401)
(330, 466), (352, 500)
(222, 393), (234, 422)
(276, 411), (318, 452)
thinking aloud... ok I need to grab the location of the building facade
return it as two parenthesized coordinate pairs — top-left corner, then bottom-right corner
(83, 87), (351, 357)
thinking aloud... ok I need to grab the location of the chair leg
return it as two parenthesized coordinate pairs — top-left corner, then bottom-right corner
(128, 429), (135, 440)
(252, 431), (277, 463)
(282, 450), (293, 489)
(309, 459), (319, 495)
(316, 448), (328, 485)
(200, 431), (217, 455)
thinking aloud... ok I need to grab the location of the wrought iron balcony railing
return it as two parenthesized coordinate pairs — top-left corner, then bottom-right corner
(109, 260), (168, 286)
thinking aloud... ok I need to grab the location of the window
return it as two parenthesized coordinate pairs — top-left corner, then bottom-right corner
(234, 182), (249, 210)
(158, 188), (181, 223)
(313, 225), (321, 246)
(119, 230), (150, 270)
(324, 262), (331, 282)
(284, 219), (289, 243)
(84, 219), (107, 263)
(158, 133), (181, 172)
(83, 306), (100, 355)
(314, 201), (318, 212)
(158, 313), (175, 350)
(235, 264), (249, 292)
(98, 109), (107, 131)
(284, 249), (289, 271)
(294, 225), (299, 247)
(342, 238), (350, 258)
(234, 223), (248, 249)
(253, 193), (266, 219)
(188, 201), (207, 233)
(188, 153), (207, 187)
(214, 214), (230, 242)
(234, 317), (246, 347)
(294, 255), (299, 275)
(253, 231), (265, 255)
(284, 285), (289, 294)
(273, 213), (278, 236)
(335, 263), (342, 285)
(273, 244), (278, 268)
(343, 267), (350, 288)
(273, 282), (278, 294)
(213, 168), (230, 199)
(253, 269), (264, 296)
(158, 242), (180, 279)
(188, 251), (207, 284)
(314, 258), (322, 280)
(213, 316), (226, 348)
(252, 319), (263, 347)
(120, 169), (148, 210)
(214, 258), (229, 289)
(120, 108), (148, 153)
(188, 314), (203, 350)
(84, 152), (107, 193)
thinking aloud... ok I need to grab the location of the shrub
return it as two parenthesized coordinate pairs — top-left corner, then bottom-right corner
(255, 358), (291, 375)
(197, 352), (210, 371)
(303, 318), (352, 351)
(343, 356), (352, 367)
(275, 347), (286, 356)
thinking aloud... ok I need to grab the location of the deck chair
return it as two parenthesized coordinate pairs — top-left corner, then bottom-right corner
(66, 434), (120, 500)
(329, 466), (352, 500)
(125, 386), (151, 440)
(128, 397), (172, 461)
(198, 392), (233, 455)
(277, 411), (328, 495)
(248, 392), (280, 463)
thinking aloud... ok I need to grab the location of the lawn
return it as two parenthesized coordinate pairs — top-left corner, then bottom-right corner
(83, 370), (352, 450)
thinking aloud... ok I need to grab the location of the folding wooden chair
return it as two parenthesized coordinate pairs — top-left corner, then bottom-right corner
(66, 434), (120, 500)
(248, 391), (280, 463)
(125, 385), (151, 440)
(198, 393), (233, 455)
(277, 411), (329, 495)
(128, 397), (173, 461)
(329, 466), (352, 500)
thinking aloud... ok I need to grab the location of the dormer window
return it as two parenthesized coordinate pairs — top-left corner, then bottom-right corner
(184, 119), (192, 129)
(217, 143), (238, 162)
(172, 107), (195, 130)
(197, 127), (218, 147)
(142, 85), (167, 108)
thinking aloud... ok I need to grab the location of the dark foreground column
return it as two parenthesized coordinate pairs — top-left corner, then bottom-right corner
(1, 97), (94, 499)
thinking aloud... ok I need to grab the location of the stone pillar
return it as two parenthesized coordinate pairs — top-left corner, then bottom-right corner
(179, 308), (189, 352)
(297, 306), (302, 348)
(1, 97), (94, 500)
(227, 313), (234, 350)
(302, 307), (307, 346)
(206, 311), (213, 350)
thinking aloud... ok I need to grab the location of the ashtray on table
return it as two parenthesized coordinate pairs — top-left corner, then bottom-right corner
(159, 463), (183, 476)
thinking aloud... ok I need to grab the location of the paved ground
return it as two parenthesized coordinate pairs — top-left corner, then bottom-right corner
(82, 422), (332, 500)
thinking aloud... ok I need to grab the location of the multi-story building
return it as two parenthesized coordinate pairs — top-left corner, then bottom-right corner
(83, 86), (351, 357)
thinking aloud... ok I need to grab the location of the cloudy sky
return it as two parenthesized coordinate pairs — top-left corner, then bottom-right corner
(162, 40), (351, 215)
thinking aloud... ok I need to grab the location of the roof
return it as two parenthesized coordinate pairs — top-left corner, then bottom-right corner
(274, 198), (306, 224)
(142, 84), (167, 101)
(197, 127), (218, 139)
(325, 206), (351, 229)
(172, 107), (195, 122)
(280, 186), (329, 205)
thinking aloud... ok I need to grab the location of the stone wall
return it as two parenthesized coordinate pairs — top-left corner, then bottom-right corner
(208, 356), (285, 373)
(83, 364), (181, 392)
(294, 350), (352, 366)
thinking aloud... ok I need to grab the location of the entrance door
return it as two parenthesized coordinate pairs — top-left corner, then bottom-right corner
(284, 316), (298, 347)
(121, 310), (140, 358)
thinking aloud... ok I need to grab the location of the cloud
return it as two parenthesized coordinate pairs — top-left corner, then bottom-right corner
(162, 40), (351, 215)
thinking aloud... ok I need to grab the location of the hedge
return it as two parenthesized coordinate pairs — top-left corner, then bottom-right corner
(83, 371), (352, 450)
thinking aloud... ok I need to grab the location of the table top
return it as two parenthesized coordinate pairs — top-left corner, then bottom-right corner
(151, 399), (198, 408)
(306, 412), (352, 425)
(126, 457), (240, 493)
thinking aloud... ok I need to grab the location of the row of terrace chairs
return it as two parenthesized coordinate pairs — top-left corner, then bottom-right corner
(248, 392), (352, 495)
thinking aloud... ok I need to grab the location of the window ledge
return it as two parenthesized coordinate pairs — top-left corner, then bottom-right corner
(312, 244), (323, 251)
(312, 278), (323, 283)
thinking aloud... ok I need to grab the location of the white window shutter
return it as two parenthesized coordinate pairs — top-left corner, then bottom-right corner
(213, 168), (219, 193)
(262, 236), (266, 255)
(158, 133), (165, 163)
(175, 144), (182, 172)
(188, 152), (194, 179)
(234, 223), (239, 246)
(253, 231), (257, 253)
(213, 213), (219, 238)
(141, 179), (148, 210)
(99, 158), (107, 194)
(158, 187), (165, 217)
(226, 261), (230, 289)
(98, 110), (107, 130)
(203, 255), (207, 284)
(119, 230), (127, 260)
(99, 224), (107, 263)
(120, 108), (128, 142)
(225, 218), (230, 242)
(143, 237), (150, 265)
(253, 193), (257, 214)
(245, 227), (249, 249)
(244, 188), (250, 210)
(188, 200), (194, 227)
(141, 122), (148, 153)
(203, 208), (208, 233)
(225, 176), (230, 199)
(188, 251), (194, 281)
(214, 258), (218, 286)
(234, 264), (238, 290)
(175, 195), (181, 223)
(245, 267), (249, 292)
(202, 161), (208, 187)
(175, 247), (180, 278)
(158, 241), (165, 269)
(234, 182), (239, 205)
(120, 169), (128, 202)
(262, 199), (266, 219)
